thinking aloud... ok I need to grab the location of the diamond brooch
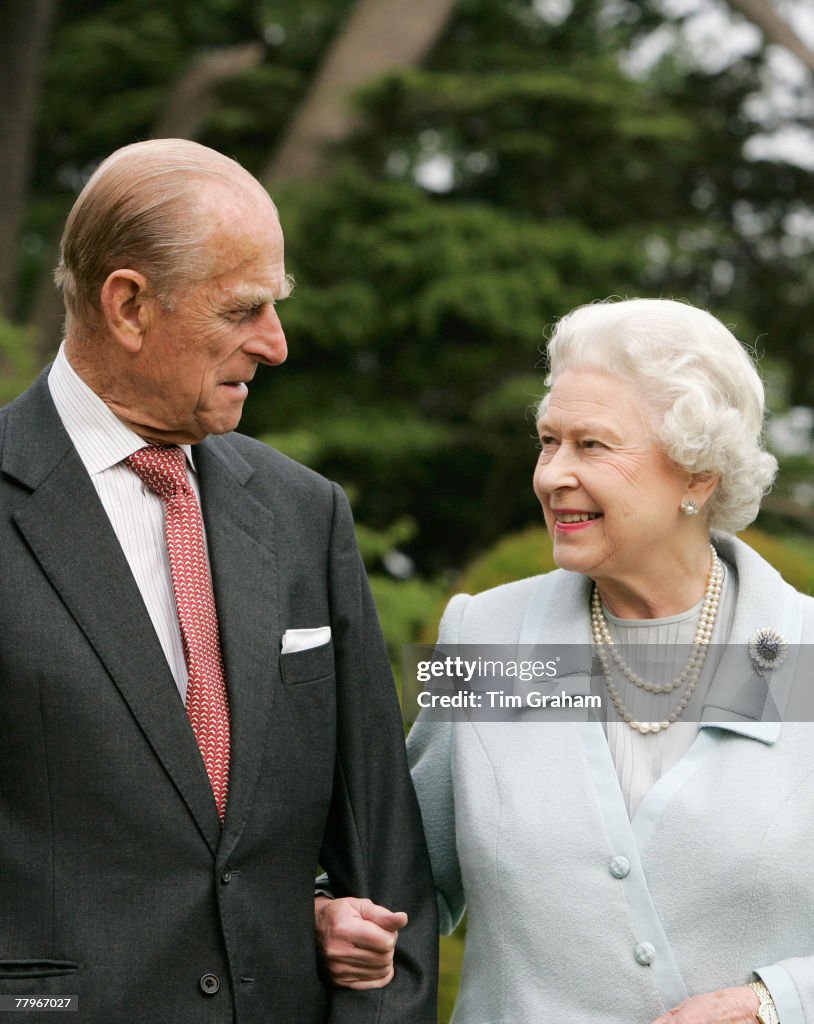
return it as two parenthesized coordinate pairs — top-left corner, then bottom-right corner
(748, 628), (788, 674)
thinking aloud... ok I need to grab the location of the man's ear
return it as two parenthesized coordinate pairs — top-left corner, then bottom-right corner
(686, 470), (720, 513)
(99, 270), (151, 353)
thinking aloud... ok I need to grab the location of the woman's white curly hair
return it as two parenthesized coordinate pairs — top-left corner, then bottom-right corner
(538, 298), (778, 533)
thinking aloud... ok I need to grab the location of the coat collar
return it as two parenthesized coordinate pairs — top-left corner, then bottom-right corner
(517, 531), (804, 744)
(697, 532), (802, 743)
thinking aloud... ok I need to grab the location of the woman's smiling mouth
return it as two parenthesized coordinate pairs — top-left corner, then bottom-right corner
(553, 509), (602, 532)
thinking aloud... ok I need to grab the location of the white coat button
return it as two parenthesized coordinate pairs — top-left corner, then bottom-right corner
(609, 855), (630, 878)
(634, 942), (656, 966)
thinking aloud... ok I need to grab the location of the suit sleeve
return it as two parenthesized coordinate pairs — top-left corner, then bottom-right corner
(406, 594), (469, 935)
(318, 483), (438, 1024)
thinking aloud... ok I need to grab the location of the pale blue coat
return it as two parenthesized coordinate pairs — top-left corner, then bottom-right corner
(408, 533), (814, 1024)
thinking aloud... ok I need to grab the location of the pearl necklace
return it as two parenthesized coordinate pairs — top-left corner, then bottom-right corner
(590, 544), (723, 734)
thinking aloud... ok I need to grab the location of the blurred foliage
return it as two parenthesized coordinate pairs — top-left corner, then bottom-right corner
(369, 573), (447, 678)
(0, 319), (40, 405)
(37, 0), (351, 176)
(439, 931), (464, 1024)
(242, 0), (814, 573)
(17, 0), (355, 313)
(423, 524), (814, 629)
(6, 0), (814, 577)
(354, 516), (419, 566)
(450, 524), (556, 596)
(8, 0), (814, 653)
(740, 526), (814, 595)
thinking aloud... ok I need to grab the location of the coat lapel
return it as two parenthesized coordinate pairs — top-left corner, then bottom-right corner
(4, 376), (222, 851)
(194, 437), (280, 855)
(519, 567), (594, 670)
(699, 532), (800, 742)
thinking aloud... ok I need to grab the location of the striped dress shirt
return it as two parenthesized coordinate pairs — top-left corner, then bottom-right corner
(48, 343), (207, 702)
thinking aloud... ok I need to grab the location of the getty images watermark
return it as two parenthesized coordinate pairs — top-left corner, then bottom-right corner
(401, 643), (814, 725)
(412, 652), (597, 710)
(402, 644), (604, 724)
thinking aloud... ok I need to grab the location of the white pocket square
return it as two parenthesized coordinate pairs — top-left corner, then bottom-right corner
(281, 626), (332, 654)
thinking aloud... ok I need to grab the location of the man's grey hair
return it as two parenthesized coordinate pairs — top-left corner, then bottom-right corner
(55, 138), (275, 330)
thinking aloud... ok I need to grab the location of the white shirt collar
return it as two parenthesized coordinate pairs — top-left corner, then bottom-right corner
(48, 343), (196, 476)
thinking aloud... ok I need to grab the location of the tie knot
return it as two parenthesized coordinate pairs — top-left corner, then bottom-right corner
(126, 445), (189, 501)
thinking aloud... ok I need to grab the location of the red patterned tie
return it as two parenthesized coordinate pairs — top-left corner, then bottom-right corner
(126, 445), (230, 821)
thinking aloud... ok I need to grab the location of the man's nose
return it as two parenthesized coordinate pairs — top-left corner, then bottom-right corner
(244, 305), (287, 366)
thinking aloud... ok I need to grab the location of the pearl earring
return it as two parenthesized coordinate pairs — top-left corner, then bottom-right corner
(680, 499), (699, 516)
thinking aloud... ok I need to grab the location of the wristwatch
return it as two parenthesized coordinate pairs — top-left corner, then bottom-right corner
(749, 980), (780, 1024)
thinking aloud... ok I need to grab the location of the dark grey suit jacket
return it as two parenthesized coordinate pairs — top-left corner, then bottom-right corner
(0, 372), (438, 1023)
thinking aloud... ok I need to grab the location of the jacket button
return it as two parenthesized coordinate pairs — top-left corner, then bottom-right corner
(221, 867), (233, 884)
(609, 855), (630, 879)
(199, 974), (220, 995)
(634, 942), (656, 966)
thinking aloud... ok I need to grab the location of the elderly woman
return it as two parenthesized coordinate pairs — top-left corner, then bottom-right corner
(316, 298), (813, 1024)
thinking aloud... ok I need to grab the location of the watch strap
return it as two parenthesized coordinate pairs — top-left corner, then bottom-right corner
(749, 980), (780, 1024)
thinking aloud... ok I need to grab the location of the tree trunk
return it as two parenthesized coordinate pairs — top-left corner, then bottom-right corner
(154, 42), (265, 140)
(263, 0), (459, 185)
(724, 0), (814, 75)
(0, 0), (58, 318)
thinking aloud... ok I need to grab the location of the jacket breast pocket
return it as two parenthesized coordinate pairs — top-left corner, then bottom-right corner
(279, 640), (335, 686)
(0, 961), (79, 980)
(0, 960), (80, 1003)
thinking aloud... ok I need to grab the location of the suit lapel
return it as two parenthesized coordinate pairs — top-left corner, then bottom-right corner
(194, 438), (280, 854)
(4, 376), (222, 851)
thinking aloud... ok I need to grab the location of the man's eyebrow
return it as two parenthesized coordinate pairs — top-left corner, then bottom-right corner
(278, 273), (296, 300)
(231, 274), (296, 307)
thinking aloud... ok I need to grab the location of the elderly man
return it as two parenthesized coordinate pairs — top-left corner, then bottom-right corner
(0, 139), (437, 1023)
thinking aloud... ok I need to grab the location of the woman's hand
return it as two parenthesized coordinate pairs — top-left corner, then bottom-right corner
(651, 985), (760, 1023)
(314, 895), (408, 989)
